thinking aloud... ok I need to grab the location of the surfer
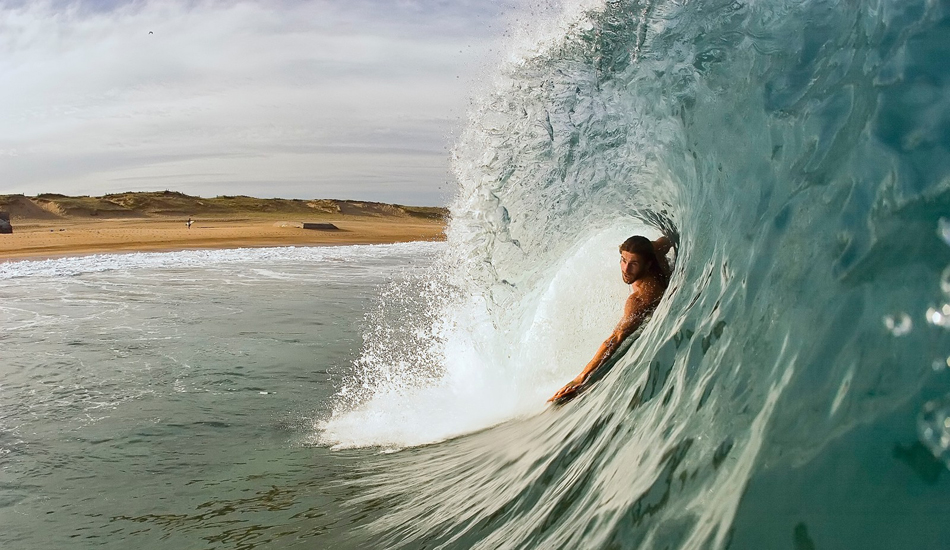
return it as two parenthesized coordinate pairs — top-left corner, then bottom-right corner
(549, 235), (672, 402)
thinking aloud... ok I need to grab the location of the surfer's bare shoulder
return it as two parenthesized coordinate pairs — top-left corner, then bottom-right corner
(627, 275), (665, 316)
(611, 279), (660, 341)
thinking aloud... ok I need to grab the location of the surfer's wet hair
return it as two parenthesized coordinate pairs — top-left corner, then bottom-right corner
(619, 235), (658, 267)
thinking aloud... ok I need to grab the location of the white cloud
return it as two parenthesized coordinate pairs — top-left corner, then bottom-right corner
(0, 0), (516, 204)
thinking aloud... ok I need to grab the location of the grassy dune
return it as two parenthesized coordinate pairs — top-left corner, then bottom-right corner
(0, 191), (448, 261)
(0, 191), (446, 221)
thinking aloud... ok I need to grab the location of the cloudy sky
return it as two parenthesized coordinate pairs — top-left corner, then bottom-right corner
(0, 0), (520, 205)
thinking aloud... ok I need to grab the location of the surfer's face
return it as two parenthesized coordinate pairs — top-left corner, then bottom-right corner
(620, 251), (648, 284)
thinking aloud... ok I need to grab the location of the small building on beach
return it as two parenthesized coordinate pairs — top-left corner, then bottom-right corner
(301, 222), (339, 230)
(0, 212), (12, 234)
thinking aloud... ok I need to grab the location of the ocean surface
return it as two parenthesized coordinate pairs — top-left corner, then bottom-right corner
(0, 244), (441, 549)
(6, 0), (950, 547)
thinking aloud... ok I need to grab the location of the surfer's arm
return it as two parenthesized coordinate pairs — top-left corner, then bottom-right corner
(653, 236), (672, 255)
(653, 236), (673, 278)
(549, 294), (646, 401)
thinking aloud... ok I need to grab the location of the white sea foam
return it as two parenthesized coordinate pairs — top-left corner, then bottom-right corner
(320, 224), (658, 448)
(0, 242), (441, 280)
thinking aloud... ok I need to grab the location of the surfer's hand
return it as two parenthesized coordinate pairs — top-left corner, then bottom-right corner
(549, 376), (585, 402)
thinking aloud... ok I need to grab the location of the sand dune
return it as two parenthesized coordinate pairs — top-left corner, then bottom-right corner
(0, 192), (447, 261)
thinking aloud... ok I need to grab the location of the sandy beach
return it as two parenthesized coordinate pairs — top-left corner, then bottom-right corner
(0, 193), (446, 261)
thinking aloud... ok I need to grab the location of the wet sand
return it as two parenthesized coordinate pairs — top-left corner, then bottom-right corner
(0, 217), (446, 262)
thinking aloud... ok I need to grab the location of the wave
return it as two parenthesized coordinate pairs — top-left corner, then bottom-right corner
(321, 0), (950, 547)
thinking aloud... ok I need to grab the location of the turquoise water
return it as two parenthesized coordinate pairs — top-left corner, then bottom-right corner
(6, 0), (950, 547)
(326, 0), (950, 547)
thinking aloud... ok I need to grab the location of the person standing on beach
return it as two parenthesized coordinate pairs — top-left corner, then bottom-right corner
(549, 235), (673, 402)
(186, 217), (193, 229)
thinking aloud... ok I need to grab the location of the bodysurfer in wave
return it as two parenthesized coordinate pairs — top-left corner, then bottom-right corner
(549, 235), (673, 403)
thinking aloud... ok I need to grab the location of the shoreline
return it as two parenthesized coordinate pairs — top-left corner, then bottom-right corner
(0, 239), (444, 264)
(0, 216), (446, 263)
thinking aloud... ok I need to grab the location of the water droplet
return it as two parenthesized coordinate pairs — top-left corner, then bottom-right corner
(941, 265), (950, 296)
(884, 312), (912, 336)
(938, 218), (950, 247)
(926, 306), (950, 328)
(919, 395), (950, 469)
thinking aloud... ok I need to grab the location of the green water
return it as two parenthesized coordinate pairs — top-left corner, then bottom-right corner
(0, 244), (437, 549)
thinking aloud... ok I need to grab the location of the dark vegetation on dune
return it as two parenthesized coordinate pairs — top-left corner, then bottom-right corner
(0, 191), (447, 221)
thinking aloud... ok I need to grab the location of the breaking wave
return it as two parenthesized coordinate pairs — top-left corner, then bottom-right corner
(322, 0), (950, 547)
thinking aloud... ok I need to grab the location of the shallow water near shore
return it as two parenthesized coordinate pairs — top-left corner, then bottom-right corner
(0, 243), (439, 549)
